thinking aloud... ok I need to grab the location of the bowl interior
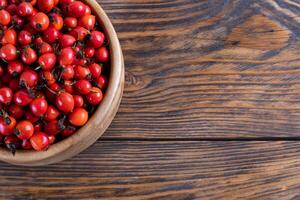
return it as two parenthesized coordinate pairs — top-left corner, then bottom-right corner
(0, 0), (124, 166)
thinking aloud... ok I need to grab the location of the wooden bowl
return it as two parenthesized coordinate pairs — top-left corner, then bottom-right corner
(0, 0), (124, 166)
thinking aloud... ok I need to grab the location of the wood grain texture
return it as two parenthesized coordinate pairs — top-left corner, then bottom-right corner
(1, 141), (300, 199)
(99, 0), (300, 138)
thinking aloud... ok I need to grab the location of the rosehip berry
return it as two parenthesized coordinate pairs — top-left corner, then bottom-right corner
(78, 14), (95, 30)
(48, 135), (55, 144)
(69, 108), (88, 126)
(6, 5), (17, 15)
(22, 139), (32, 149)
(87, 31), (105, 48)
(97, 75), (108, 90)
(8, 60), (24, 77)
(17, 2), (33, 17)
(37, 0), (54, 13)
(64, 17), (77, 29)
(44, 105), (60, 121)
(13, 90), (33, 106)
(62, 80), (74, 94)
(59, 47), (75, 65)
(73, 95), (83, 108)
(68, 1), (86, 18)
(14, 120), (34, 140)
(21, 47), (37, 64)
(39, 42), (53, 54)
(55, 92), (74, 113)
(0, 116), (16, 136)
(44, 120), (60, 135)
(18, 30), (32, 45)
(0, 9), (10, 25)
(74, 79), (92, 94)
(30, 12), (49, 31)
(38, 53), (57, 70)
(49, 12), (63, 30)
(43, 26), (59, 43)
(0, 44), (17, 61)
(87, 87), (103, 105)
(83, 5), (91, 15)
(0, 87), (13, 104)
(95, 46), (109, 62)
(42, 71), (56, 85)
(25, 111), (39, 123)
(30, 97), (48, 116)
(69, 26), (88, 40)
(84, 47), (95, 58)
(88, 63), (102, 79)
(8, 104), (25, 119)
(59, 34), (76, 47)
(0, 0), (7, 9)
(1, 29), (17, 45)
(20, 69), (38, 87)
(30, 132), (49, 151)
(61, 65), (74, 80)
(74, 65), (90, 79)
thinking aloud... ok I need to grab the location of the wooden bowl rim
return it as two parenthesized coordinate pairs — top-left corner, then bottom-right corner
(0, 0), (123, 165)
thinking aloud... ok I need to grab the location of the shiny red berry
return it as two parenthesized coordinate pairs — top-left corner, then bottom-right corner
(42, 26), (59, 43)
(68, 1), (86, 17)
(44, 105), (60, 121)
(0, 87), (13, 104)
(8, 104), (25, 119)
(18, 30), (32, 45)
(87, 31), (105, 48)
(59, 47), (75, 65)
(38, 53), (56, 70)
(0, 9), (10, 25)
(22, 139), (32, 149)
(30, 12), (49, 31)
(55, 92), (74, 113)
(21, 47), (37, 64)
(13, 90), (33, 106)
(74, 65), (90, 79)
(88, 63), (102, 79)
(0, 44), (17, 61)
(64, 17), (77, 29)
(69, 108), (88, 126)
(8, 60), (24, 77)
(74, 79), (92, 94)
(30, 97), (48, 117)
(95, 46), (109, 62)
(20, 69), (38, 87)
(59, 34), (76, 47)
(78, 14), (95, 30)
(37, 0), (54, 13)
(14, 120), (34, 140)
(87, 87), (103, 105)
(1, 29), (17, 45)
(17, 2), (33, 17)
(0, 116), (16, 136)
(30, 132), (49, 151)
(73, 95), (83, 108)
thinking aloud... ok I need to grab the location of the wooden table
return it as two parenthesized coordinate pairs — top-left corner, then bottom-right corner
(1, 0), (300, 199)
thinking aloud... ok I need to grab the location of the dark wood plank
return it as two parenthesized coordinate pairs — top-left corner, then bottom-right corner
(97, 0), (300, 138)
(1, 140), (300, 199)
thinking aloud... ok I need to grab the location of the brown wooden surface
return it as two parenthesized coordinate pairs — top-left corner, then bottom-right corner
(1, 141), (300, 199)
(2, 0), (300, 199)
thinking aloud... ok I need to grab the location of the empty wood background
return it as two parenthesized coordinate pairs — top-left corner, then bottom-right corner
(2, 0), (300, 199)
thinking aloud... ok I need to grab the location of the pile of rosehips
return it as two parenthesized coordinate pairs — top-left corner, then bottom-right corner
(0, 0), (109, 153)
